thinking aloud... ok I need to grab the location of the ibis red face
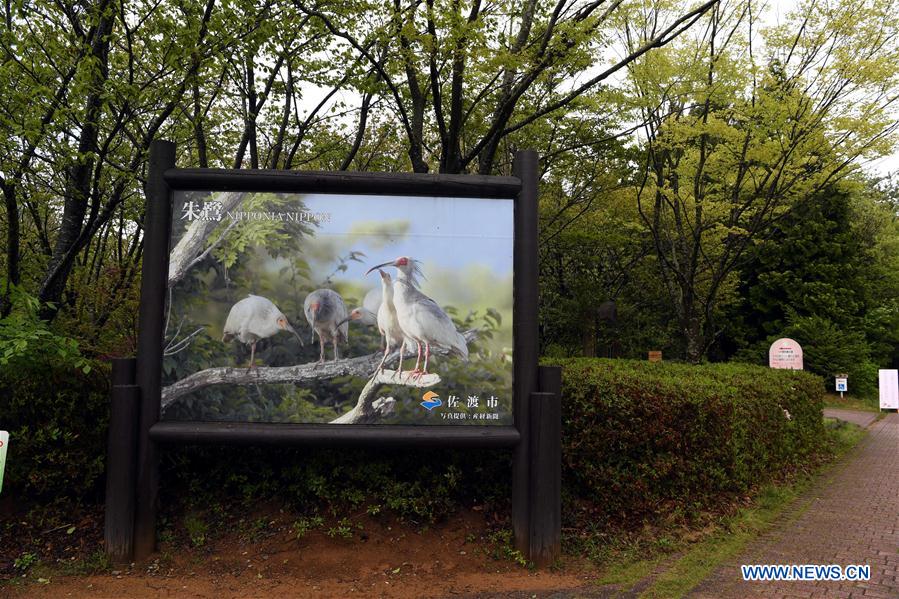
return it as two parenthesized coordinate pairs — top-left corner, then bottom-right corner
(337, 308), (363, 328)
(365, 257), (409, 275)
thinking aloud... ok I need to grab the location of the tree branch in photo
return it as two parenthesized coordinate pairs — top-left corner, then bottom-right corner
(330, 369), (440, 424)
(160, 330), (480, 420)
(167, 191), (246, 286)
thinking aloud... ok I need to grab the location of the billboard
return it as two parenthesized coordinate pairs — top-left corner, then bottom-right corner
(161, 190), (514, 426)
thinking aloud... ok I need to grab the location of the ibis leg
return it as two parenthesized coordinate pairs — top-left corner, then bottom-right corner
(396, 340), (406, 379)
(377, 339), (390, 373)
(413, 341), (422, 373)
(248, 341), (256, 369)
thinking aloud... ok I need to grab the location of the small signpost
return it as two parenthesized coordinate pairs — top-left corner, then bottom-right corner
(835, 375), (848, 398)
(648, 351), (662, 362)
(769, 338), (803, 370)
(879, 369), (899, 410)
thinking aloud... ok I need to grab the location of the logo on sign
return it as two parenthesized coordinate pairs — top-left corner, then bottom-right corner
(420, 391), (442, 411)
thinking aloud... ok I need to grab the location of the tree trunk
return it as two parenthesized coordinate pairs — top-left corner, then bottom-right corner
(38, 2), (114, 319)
(1, 182), (19, 317)
(683, 313), (704, 364)
(192, 79), (209, 168)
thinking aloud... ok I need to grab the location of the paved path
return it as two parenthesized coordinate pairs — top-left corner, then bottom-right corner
(691, 412), (898, 598)
(823, 408), (879, 429)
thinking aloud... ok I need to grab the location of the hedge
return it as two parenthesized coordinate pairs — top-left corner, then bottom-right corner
(4, 355), (826, 528)
(547, 358), (826, 522)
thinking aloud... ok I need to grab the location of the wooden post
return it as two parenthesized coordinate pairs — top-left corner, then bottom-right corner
(528, 391), (561, 567)
(538, 365), (562, 399)
(512, 150), (540, 556)
(105, 358), (139, 564)
(529, 364), (562, 566)
(133, 140), (175, 560)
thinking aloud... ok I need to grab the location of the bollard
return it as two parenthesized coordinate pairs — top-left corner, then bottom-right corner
(527, 374), (562, 567)
(527, 391), (561, 567)
(528, 364), (563, 566)
(104, 357), (139, 564)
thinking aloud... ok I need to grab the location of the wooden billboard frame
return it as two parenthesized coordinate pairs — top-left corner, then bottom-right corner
(104, 140), (560, 567)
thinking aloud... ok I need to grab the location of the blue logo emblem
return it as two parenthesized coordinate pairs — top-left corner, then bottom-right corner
(420, 391), (442, 411)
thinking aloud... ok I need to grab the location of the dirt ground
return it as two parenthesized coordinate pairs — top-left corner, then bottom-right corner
(6, 510), (598, 598)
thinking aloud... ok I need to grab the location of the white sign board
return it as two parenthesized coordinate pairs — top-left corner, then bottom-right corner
(879, 370), (899, 410)
(835, 377), (848, 393)
(0, 431), (7, 494)
(769, 338), (803, 370)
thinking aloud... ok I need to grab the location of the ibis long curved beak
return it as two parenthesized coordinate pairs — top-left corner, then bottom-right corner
(365, 261), (394, 276)
(285, 322), (304, 347)
(336, 316), (351, 328)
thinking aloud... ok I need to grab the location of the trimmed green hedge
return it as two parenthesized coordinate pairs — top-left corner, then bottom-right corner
(4, 354), (826, 529)
(547, 358), (826, 521)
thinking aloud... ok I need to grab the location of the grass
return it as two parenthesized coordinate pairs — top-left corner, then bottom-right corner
(5, 549), (113, 590)
(595, 552), (668, 590)
(822, 392), (880, 413)
(640, 484), (809, 598)
(183, 513), (209, 547)
(595, 419), (866, 598)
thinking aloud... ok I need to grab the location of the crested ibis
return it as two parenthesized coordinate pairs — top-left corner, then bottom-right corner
(366, 256), (468, 377)
(222, 294), (303, 368)
(304, 288), (349, 363)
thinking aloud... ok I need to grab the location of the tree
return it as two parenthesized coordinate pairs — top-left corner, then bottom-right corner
(723, 180), (899, 393)
(0, 0), (225, 320)
(295, 0), (718, 174)
(536, 119), (663, 356)
(0, 0), (353, 326)
(626, 0), (899, 361)
(737, 187), (873, 342)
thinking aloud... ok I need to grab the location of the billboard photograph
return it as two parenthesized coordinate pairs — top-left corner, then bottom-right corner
(161, 190), (514, 425)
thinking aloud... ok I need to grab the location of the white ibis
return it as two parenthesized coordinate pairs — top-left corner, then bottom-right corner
(304, 288), (349, 363)
(368, 269), (412, 375)
(366, 257), (468, 377)
(222, 294), (304, 368)
(339, 287), (380, 328)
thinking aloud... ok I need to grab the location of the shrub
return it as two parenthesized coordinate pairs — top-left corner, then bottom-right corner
(546, 358), (826, 523)
(733, 315), (880, 398)
(159, 444), (510, 524)
(0, 299), (109, 502)
(4, 329), (827, 534)
(780, 315), (878, 397)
